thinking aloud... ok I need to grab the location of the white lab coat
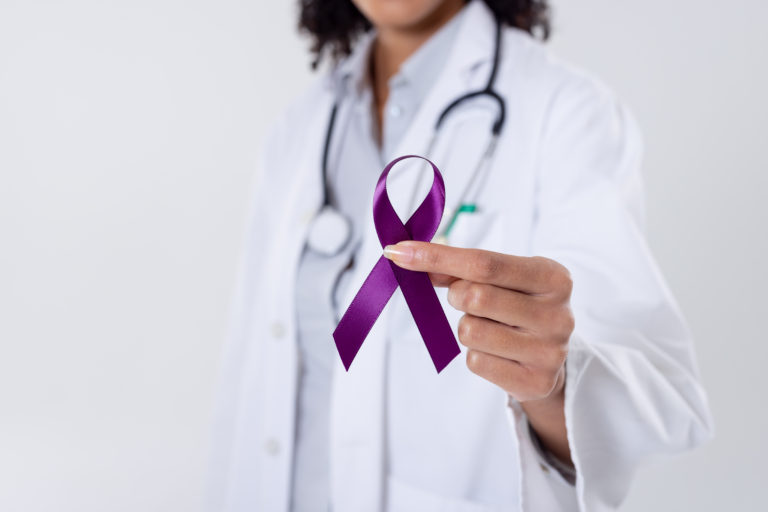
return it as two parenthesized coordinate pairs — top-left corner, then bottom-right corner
(207, 1), (714, 511)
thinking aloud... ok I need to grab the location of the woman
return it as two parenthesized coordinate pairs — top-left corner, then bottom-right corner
(208, 1), (713, 511)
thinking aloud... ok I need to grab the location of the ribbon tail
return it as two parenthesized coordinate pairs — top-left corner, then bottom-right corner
(390, 262), (461, 373)
(333, 256), (398, 371)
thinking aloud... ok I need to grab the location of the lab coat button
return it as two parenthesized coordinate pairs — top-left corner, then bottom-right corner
(271, 322), (285, 339)
(264, 438), (281, 456)
(389, 104), (403, 117)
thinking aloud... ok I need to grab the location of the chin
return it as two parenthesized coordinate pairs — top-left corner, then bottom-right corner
(353, 0), (452, 31)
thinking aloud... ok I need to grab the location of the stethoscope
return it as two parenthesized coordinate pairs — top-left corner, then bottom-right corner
(307, 14), (506, 257)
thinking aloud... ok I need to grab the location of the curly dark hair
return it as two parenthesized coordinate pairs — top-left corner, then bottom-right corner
(298, 0), (550, 70)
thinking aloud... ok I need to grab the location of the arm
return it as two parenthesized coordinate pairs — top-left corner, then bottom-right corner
(384, 74), (713, 509)
(528, 75), (714, 509)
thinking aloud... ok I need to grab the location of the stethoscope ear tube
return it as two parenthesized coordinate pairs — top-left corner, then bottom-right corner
(307, 100), (352, 257)
(320, 102), (339, 208)
(434, 89), (506, 136)
(487, 90), (506, 135)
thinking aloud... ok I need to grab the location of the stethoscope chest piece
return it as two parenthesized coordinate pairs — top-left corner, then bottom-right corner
(307, 205), (352, 256)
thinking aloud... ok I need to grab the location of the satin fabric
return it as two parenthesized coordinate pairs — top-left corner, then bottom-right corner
(334, 155), (460, 372)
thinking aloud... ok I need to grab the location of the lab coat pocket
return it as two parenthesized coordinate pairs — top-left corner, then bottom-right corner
(386, 475), (504, 512)
(442, 209), (499, 250)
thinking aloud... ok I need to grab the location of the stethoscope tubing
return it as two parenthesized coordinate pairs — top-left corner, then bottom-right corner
(314, 13), (506, 257)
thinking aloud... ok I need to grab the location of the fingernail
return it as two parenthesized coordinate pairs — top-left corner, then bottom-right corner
(383, 243), (414, 264)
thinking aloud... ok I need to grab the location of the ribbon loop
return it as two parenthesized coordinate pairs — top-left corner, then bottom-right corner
(333, 155), (461, 373)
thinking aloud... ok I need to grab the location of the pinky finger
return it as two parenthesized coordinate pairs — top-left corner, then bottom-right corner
(466, 349), (555, 402)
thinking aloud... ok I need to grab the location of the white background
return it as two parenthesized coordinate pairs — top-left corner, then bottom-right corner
(1, 1), (766, 510)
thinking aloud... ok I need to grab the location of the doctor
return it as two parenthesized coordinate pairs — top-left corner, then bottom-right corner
(207, 0), (713, 511)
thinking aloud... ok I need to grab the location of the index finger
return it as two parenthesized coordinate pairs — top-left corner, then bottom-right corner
(382, 240), (550, 294)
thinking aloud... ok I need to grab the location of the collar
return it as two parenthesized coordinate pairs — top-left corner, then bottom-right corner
(391, 7), (465, 91)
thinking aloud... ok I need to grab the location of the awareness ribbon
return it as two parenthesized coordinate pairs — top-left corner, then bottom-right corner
(333, 155), (461, 373)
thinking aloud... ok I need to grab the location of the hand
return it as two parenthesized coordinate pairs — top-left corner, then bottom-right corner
(383, 240), (574, 404)
(383, 240), (575, 464)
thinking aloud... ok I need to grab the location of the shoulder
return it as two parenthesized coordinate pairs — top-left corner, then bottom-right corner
(501, 27), (641, 141)
(247, 71), (335, 201)
(501, 27), (624, 110)
(501, 27), (643, 155)
(262, 72), (335, 155)
(498, 28), (644, 191)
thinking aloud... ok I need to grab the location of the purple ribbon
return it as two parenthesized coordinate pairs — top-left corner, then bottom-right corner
(333, 155), (461, 373)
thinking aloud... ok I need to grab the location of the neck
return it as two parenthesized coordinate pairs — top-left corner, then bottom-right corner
(369, 0), (465, 142)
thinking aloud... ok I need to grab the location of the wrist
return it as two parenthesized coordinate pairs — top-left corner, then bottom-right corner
(519, 364), (566, 409)
(518, 366), (572, 465)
